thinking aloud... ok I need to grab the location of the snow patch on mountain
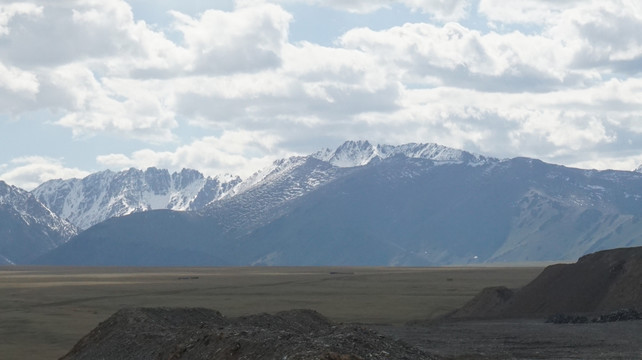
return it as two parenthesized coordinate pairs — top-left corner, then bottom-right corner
(226, 156), (310, 197)
(204, 156), (345, 234)
(0, 254), (14, 265)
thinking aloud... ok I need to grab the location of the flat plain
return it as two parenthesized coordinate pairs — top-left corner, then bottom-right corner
(0, 265), (544, 359)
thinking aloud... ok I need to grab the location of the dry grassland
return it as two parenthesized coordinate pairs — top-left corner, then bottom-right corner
(0, 265), (543, 360)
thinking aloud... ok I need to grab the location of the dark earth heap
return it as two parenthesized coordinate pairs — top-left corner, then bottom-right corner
(546, 308), (641, 324)
(450, 246), (642, 319)
(60, 307), (433, 360)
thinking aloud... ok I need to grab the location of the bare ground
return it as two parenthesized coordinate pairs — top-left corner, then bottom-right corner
(5, 264), (642, 359)
(371, 319), (642, 359)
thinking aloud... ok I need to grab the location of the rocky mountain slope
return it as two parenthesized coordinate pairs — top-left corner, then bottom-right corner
(33, 168), (240, 230)
(0, 180), (77, 264)
(35, 141), (642, 266)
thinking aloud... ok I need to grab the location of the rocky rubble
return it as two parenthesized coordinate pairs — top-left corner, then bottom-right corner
(545, 313), (589, 324)
(60, 308), (434, 360)
(546, 308), (641, 324)
(593, 308), (641, 322)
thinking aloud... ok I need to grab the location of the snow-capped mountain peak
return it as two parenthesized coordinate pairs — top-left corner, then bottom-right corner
(0, 180), (78, 263)
(313, 140), (491, 167)
(313, 140), (378, 167)
(0, 180), (75, 235)
(33, 168), (241, 230)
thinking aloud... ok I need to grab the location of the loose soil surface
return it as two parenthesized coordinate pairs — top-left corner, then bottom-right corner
(373, 319), (642, 359)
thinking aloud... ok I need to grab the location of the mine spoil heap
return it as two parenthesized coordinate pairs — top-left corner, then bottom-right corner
(60, 307), (433, 360)
(452, 246), (642, 319)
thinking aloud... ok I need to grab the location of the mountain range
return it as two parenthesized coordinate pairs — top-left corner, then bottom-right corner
(33, 168), (241, 230)
(2, 140), (642, 266)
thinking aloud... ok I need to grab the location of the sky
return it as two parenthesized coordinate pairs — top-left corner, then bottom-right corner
(1, 0), (642, 189)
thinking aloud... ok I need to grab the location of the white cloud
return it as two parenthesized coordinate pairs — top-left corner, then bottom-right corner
(0, 156), (90, 190)
(479, 1), (642, 74)
(272, 0), (471, 20)
(0, 2), (42, 36)
(339, 22), (586, 92)
(1, 0), (642, 177)
(570, 155), (642, 172)
(51, 65), (178, 142)
(401, 0), (471, 21)
(170, 3), (291, 74)
(170, 39), (400, 136)
(0, 1), (297, 142)
(552, 2), (642, 68)
(0, 61), (38, 95)
(478, 0), (579, 25)
(96, 130), (290, 179)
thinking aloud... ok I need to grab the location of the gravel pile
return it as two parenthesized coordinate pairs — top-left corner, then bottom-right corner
(60, 307), (435, 360)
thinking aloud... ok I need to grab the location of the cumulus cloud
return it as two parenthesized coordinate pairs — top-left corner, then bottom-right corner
(54, 71), (178, 142)
(479, 1), (642, 73)
(0, 1), (296, 142)
(478, 0), (580, 25)
(571, 155), (642, 172)
(171, 39), (401, 140)
(0, 156), (91, 190)
(1, 0), (642, 178)
(0, 0), (186, 141)
(0, 62), (38, 95)
(0, 2), (42, 36)
(170, 3), (292, 74)
(273, 0), (471, 20)
(339, 22), (586, 92)
(96, 130), (290, 178)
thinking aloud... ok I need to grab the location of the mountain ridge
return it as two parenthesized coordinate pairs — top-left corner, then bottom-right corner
(35, 147), (642, 266)
(0, 180), (77, 264)
(33, 167), (241, 230)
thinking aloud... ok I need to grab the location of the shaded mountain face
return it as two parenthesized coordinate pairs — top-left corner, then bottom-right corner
(33, 141), (642, 266)
(37, 210), (229, 266)
(33, 168), (241, 230)
(228, 156), (642, 265)
(0, 180), (77, 264)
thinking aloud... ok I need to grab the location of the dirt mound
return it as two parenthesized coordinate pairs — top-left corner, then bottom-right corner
(451, 246), (642, 318)
(60, 307), (433, 360)
(448, 286), (514, 319)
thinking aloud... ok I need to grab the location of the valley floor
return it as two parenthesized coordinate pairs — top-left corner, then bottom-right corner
(5, 264), (634, 359)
